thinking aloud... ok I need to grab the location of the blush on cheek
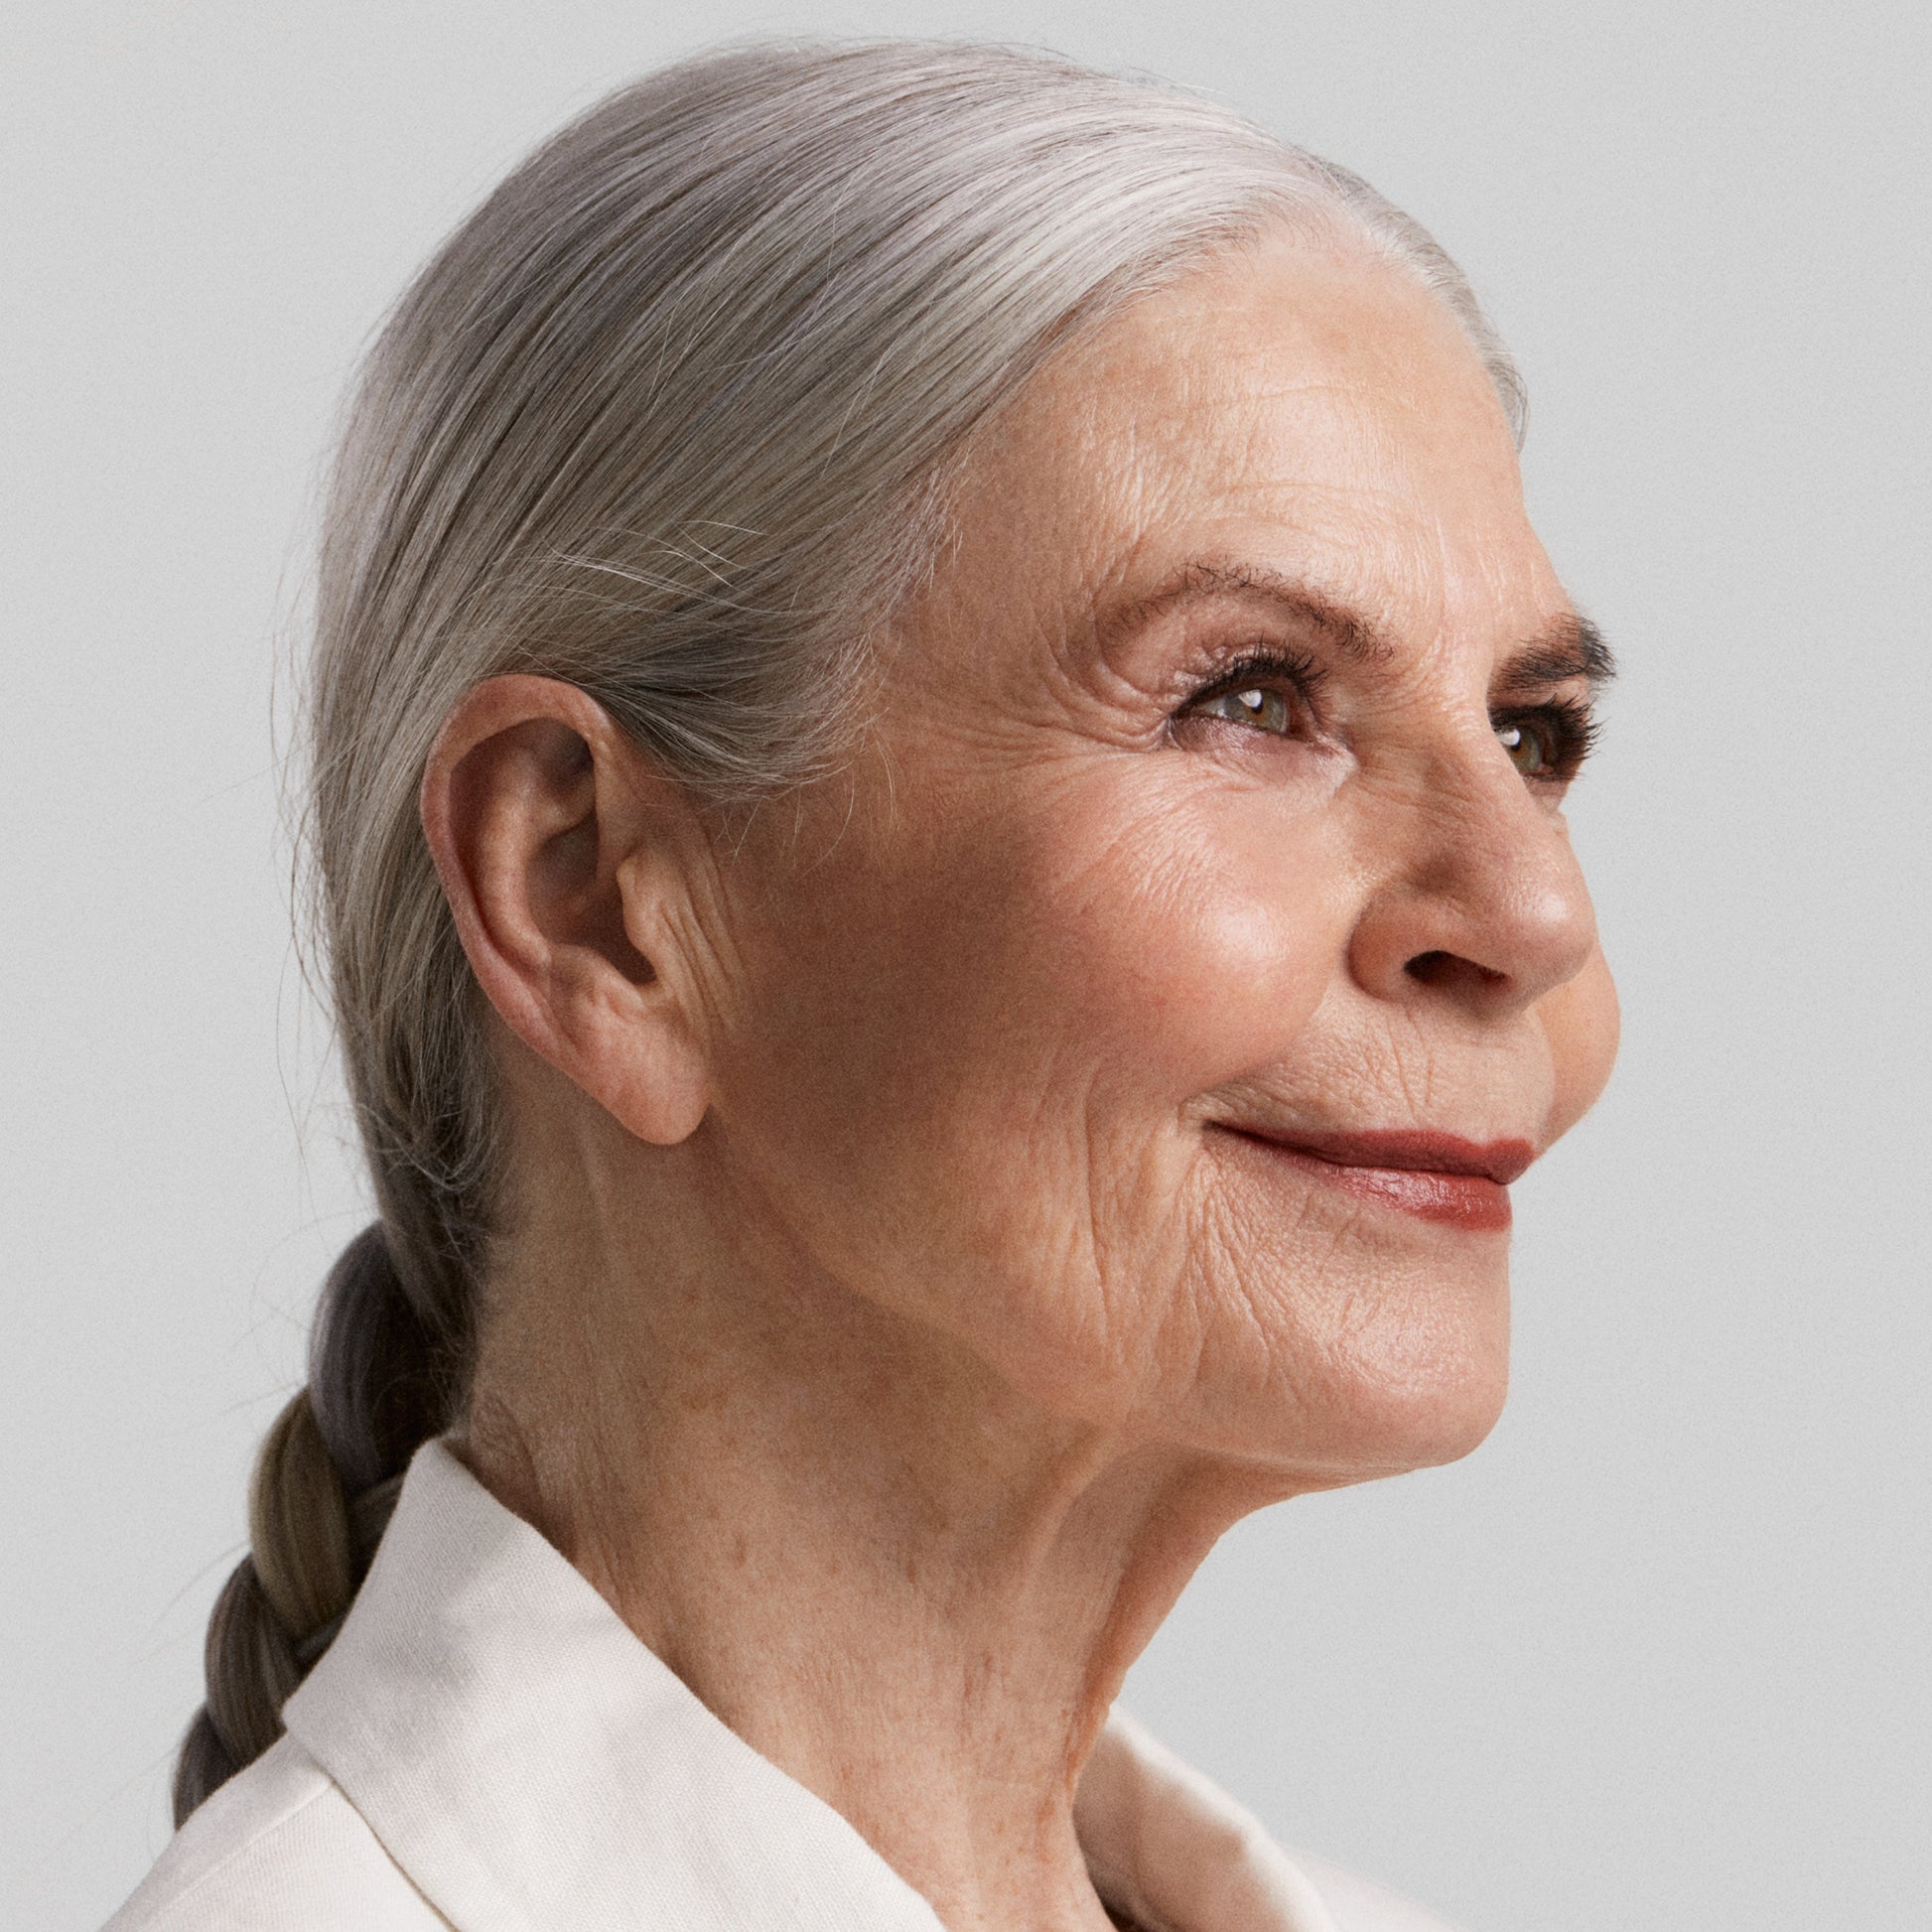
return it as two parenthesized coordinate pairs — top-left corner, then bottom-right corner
(1540, 949), (1620, 1141)
(1056, 838), (1336, 1101)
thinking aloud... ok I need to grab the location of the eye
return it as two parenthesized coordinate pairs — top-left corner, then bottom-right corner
(1199, 685), (1293, 735)
(1493, 700), (1598, 783)
(1496, 717), (1551, 774)
(1173, 648), (1323, 744)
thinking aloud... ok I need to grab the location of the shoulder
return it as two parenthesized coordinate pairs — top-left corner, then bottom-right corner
(103, 1734), (449, 1931)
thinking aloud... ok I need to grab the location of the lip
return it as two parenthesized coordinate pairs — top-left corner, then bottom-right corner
(1215, 1126), (1537, 1232)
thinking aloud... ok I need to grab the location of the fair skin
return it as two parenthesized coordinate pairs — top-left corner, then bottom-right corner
(421, 228), (1619, 1932)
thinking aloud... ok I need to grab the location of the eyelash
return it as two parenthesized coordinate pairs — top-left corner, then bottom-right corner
(1172, 648), (1326, 735)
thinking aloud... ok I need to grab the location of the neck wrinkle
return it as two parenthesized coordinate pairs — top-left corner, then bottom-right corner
(458, 1230), (1260, 1932)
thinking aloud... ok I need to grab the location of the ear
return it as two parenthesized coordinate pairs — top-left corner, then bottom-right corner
(420, 675), (713, 1146)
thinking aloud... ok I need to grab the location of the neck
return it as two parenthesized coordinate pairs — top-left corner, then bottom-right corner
(458, 1130), (1266, 1932)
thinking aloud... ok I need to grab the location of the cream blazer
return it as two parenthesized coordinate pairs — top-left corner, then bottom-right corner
(107, 1442), (1461, 1932)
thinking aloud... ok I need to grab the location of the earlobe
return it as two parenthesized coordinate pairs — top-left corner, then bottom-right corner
(595, 990), (713, 1147)
(419, 674), (716, 1149)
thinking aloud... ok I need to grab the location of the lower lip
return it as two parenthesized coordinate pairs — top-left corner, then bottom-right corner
(1233, 1138), (1515, 1232)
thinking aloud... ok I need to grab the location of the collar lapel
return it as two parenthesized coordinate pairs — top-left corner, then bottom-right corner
(1077, 1710), (1341, 1932)
(285, 1442), (947, 1932)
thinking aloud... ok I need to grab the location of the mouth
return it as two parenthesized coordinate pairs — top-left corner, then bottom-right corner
(1213, 1126), (1536, 1232)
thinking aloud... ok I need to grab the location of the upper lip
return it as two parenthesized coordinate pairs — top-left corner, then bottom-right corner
(1218, 1126), (1537, 1186)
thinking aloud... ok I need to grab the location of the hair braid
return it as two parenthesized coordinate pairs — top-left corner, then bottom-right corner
(171, 1226), (454, 1825)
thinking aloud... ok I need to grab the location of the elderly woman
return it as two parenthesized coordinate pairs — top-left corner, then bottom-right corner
(110, 39), (1617, 1932)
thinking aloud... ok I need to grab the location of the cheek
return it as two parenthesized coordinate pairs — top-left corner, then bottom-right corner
(1539, 946), (1620, 1140)
(710, 770), (1359, 1411)
(746, 773), (1347, 1139)
(711, 768), (1517, 1476)
(1026, 782), (1345, 1099)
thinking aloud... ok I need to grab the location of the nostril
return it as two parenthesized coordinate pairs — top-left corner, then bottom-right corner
(1405, 949), (1507, 992)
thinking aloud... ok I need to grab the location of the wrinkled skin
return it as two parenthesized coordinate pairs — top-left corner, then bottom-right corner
(694, 238), (1617, 1478)
(425, 229), (1619, 1932)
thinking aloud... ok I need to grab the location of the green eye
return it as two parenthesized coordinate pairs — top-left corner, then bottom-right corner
(1497, 719), (1548, 774)
(1204, 686), (1293, 735)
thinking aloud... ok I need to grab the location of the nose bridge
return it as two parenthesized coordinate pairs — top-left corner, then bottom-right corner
(1352, 733), (1597, 1012)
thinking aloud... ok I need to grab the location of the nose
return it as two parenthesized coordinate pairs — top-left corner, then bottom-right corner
(1346, 759), (1599, 1021)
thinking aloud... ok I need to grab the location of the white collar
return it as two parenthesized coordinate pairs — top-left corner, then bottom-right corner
(285, 1441), (1340, 1932)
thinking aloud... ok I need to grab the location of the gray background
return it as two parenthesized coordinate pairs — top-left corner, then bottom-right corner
(4, 2), (1927, 1927)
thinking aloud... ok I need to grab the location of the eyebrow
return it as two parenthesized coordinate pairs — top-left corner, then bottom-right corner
(1100, 560), (1393, 662)
(1497, 613), (1617, 692)
(1100, 559), (1616, 689)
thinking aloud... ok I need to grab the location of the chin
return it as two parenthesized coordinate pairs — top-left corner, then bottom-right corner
(1363, 1355), (1511, 1473)
(1331, 1325), (1511, 1482)
(1173, 1263), (1515, 1485)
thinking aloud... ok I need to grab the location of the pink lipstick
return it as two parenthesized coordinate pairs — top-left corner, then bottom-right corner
(1218, 1127), (1535, 1232)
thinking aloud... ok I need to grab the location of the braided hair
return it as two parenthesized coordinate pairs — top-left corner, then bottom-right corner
(172, 1227), (459, 1822)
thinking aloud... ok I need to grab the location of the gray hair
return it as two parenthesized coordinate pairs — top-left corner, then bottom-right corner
(175, 38), (1524, 1822)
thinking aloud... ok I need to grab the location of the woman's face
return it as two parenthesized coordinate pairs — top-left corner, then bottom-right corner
(695, 232), (1618, 1482)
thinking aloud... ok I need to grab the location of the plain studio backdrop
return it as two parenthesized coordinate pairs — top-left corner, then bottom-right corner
(3, 3), (1927, 1927)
